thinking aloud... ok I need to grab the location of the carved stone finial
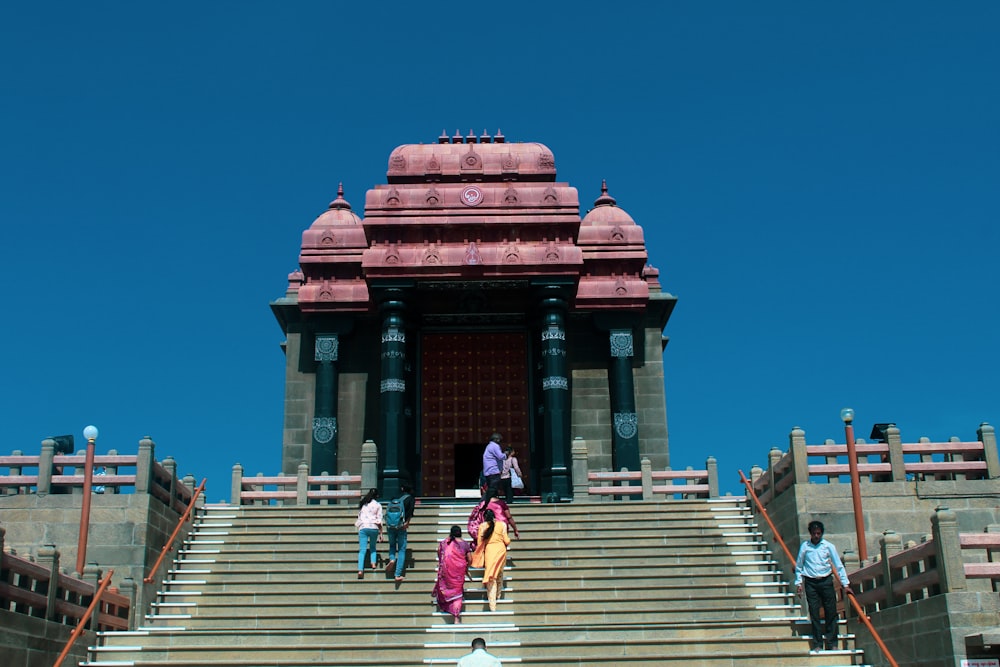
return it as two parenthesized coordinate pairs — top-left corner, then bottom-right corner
(328, 183), (352, 210)
(594, 179), (617, 207)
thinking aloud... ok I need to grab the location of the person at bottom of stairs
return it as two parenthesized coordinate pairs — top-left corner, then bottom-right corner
(794, 519), (853, 651)
(471, 508), (510, 612)
(457, 637), (503, 667)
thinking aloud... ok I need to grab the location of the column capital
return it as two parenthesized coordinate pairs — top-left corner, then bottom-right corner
(315, 334), (339, 362)
(609, 330), (634, 358)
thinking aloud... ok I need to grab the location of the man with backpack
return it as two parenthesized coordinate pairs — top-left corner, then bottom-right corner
(385, 481), (415, 583)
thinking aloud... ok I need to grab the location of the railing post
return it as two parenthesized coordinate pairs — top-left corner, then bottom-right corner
(39, 438), (55, 495)
(339, 470), (351, 506)
(296, 462), (309, 505)
(119, 577), (137, 630)
(82, 563), (102, 628)
(879, 530), (903, 607)
(640, 458), (653, 500)
(931, 506), (965, 593)
(36, 544), (60, 621)
(885, 425), (906, 481)
(361, 440), (378, 491)
(135, 437), (155, 494)
(571, 437), (590, 501)
(105, 449), (119, 495)
(978, 423), (999, 479)
(7, 449), (22, 495)
(706, 456), (718, 497)
(162, 456), (177, 505)
(789, 426), (808, 484)
(749, 464), (763, 485)
(230, 463), (244, 506)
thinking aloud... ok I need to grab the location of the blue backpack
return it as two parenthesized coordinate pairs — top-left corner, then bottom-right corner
(385, 493), (409, 529)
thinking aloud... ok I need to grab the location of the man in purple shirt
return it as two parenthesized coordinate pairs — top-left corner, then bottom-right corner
(481, 432), (505, 501)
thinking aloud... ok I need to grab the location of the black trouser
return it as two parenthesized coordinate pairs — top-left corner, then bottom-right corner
(803, 574), (838, 648)
(499, 476), (513, 503)
(480, 473), (501, 502)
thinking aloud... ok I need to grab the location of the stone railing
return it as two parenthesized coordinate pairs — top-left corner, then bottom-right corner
(849, 506), (1000, 615)
(230, 440), (377, 505)
(750, 423), (998, 505)
(0, 528), (131, 631)
(572, 438), (719, 500)
(0, 437), (194, 514)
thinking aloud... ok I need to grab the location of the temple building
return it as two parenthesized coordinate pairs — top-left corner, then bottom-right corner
(270, 132), (676, 499)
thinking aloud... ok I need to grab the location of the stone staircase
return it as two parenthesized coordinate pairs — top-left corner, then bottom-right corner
(85, 497), (867, 666)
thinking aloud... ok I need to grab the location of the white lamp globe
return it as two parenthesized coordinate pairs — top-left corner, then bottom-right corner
(83, 425), (99, 441)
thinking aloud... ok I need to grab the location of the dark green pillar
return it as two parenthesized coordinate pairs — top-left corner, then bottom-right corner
(609, 329), (640, 473)
(539, 295), (571, 499)
(311, 334), (339, 476)
(378, 296), (407, 499)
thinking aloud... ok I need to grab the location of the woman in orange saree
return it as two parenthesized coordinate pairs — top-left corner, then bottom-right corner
(472, 509), (510, 612)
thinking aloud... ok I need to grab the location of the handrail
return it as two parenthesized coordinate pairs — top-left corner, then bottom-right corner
(52, 568), (115, 667)
(143, 478), (206, 584)
(739, 470), (899, 667)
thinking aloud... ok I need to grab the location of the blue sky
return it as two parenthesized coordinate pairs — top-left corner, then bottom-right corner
(2, 3), (997, 500)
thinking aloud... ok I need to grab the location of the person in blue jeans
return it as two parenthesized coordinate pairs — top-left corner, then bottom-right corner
(385, 482), (415, 582)
(354, 488), (382, 579)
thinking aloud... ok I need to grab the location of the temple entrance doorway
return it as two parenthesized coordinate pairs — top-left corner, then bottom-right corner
(420, 332), (530, 497)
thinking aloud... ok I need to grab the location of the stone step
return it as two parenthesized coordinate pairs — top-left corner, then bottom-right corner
(101, 619), (822, 648)
(88, 634), (861, 665)
(88, 498), (869, 667)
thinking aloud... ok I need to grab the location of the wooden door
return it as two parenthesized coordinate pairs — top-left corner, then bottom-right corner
(420, 332), (529, 497)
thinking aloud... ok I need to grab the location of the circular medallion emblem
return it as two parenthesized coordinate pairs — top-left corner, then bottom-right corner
(461, 185), (484, 207)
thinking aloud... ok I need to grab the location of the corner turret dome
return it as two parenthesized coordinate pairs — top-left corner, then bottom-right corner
(308, 183), (362, 228)
(581, 180), (636, 226)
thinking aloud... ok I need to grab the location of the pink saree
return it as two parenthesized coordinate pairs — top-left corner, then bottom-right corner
(433, 538), (471, 620)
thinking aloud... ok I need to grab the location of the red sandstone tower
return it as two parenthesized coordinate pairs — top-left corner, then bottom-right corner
(271, 132), (675, 499)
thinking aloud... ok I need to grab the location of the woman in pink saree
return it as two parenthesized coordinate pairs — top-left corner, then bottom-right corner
(433, 525), (472, 623)
(467, 491), (519, 541)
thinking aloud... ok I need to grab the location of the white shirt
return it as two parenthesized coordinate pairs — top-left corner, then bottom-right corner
(457, 648), (503, 667)
(794, 537), (850, 587)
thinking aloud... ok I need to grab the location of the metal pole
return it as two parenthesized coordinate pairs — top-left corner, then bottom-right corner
(843, 420), (868, 562)
(76, 435), (96, 575)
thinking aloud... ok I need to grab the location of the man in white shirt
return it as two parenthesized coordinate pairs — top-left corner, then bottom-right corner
(457, 637), (503, 666)
(794, 520), (853, 651)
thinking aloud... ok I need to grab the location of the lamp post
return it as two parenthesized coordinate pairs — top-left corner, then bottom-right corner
(840, 408), (868, 563)
(76, 424), (98, 575)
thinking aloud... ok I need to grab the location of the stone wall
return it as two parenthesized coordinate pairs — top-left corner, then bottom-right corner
(0, 609), (93, 667)
(852, 592), (1000, 667)
(0, 491), (192, 624)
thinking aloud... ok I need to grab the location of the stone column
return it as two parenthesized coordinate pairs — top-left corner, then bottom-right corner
(312, 334), (340, 477)
(706, 456), (719, 498)
(119, 577), (137, 630)
(39, 438), (55, 495)
(296, 462), (309, 505)
(885, 425), (906, 481)
(789, 427), (809, 484)
(36, 544), (60, 620)
(378, 296), (408, 499)
(979, 423), (999, 479)
(608, 329), (640, 476)
(538, 294), (571, 498)
(571, 437), (590, 501)
(361, 440), (378, 491)
(230, 463), (244, 506)
(135, 437), (155, 495)
(931, 506), (965, 593)
(879, 530), (903, 606)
